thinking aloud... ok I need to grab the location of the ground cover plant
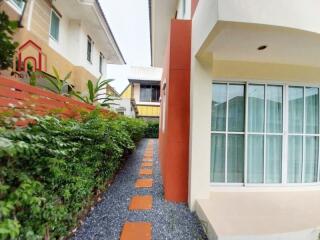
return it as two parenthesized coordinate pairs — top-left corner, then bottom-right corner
(0, 110), (147, 239)
(144, 121), (159, 138)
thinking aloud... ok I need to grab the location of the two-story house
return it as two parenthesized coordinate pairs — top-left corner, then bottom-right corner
(0, 0), (125, 92)
(152, 0), (320, 239)
(120, 66), (161, 120)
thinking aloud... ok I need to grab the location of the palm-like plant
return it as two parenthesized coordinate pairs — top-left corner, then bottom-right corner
(72, 78), (117, 107)
(45, 66), (72, 95)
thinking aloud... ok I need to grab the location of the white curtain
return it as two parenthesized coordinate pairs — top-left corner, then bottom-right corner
(304, 136), (318, 183)
(305, 88), (319, 134)
(211, 134), (225, 182)
(248, 85), (265, 132)
(212, 84), (227, 131)
(289, 87), (304, 133)
(228, 85), (245, 132)
(247, 135), (264, 183)
(227, 134), (244, 183)
(266, 86), (283, 133)
(266, 136), (282, 183)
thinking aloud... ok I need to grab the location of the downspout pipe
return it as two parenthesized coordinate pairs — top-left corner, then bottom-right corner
(18, 0), (28, 28)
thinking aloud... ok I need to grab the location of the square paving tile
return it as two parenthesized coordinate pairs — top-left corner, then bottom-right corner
(142, 162), (153, 167)
(143, 157), (153, 162)
(139, 168), (153, 176)
(120, 222), (152, 240)
(129, 195), (153, 210)
(135, 178), (153, 188)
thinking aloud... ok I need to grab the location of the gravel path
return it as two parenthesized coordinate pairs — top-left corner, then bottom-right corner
(72, 139), (208, 240)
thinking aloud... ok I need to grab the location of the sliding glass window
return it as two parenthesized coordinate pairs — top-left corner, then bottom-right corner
(211, 83), (245, 183)
(211, 82), (320, 185)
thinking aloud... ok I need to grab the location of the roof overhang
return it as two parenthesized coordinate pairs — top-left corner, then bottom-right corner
(150, 0), (179, 67)
(128, 79), (160, 85)
(54, 0), (125, 64)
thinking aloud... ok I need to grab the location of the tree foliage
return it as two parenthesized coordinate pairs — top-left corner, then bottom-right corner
(0, 11), (18, 70)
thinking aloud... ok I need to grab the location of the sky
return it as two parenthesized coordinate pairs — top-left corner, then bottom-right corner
(100, 0), (151, 93)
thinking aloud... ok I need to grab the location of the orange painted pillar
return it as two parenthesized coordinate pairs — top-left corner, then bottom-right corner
(159, 20), (191, 203)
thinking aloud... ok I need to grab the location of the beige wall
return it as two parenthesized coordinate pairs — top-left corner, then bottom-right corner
(0, 0), (98, 92)
(189, 0), (320, 210)
(213, 60), (320, 84)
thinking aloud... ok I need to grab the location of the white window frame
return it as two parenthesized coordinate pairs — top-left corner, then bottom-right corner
(211, 79), (320, 187)
(49, 9), (60, 42)
(8, 0), (25, 14)
(99, 52), (104, 74)
(87, 35), (93, 64)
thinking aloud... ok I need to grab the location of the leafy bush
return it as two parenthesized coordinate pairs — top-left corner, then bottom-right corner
(144, 121), (159, 138)
(0, 110), (146, 239)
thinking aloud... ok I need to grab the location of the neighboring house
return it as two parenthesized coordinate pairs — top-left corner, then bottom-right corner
(105, 84), (137, 117)
(151, 0), (320, 239)
(120, 66), (161, 120)
(0, 0), (125, 92)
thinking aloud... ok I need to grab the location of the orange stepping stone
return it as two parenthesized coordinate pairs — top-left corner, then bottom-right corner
(140, 168), (153, 176)
(135, 178), (153, 188)
(142, 162), (153, 167)
(120, 222), (152, 240)
(129, 195), (153, 210)
(143, 157), (153, 162)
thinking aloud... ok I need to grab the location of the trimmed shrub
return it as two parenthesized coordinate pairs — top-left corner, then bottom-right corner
(144, 121), (159, 138)
(0, 110), (146, 239)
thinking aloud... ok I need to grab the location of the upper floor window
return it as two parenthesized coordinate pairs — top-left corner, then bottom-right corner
(9, 0), (25, 12)
(87, 36), (92, 63)
(140, 85), (160, 102)
(99, 52), (104, 74)
(50, 10), (60, 41)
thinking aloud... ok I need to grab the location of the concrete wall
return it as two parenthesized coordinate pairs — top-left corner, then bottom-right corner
(159, 19), (191, 202)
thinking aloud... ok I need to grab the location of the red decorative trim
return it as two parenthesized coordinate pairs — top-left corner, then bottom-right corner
(24, 56), (37, 71)
(19, 40), (42, 51)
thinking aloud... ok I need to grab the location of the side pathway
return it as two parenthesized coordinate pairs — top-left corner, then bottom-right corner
(73, 139), (207, 240)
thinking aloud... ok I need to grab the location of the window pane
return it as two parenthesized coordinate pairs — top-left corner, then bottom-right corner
(152, 86), (160, 102)
(288, 136), (303, 183)
(289, 87), (304, 133)
(212, 84), (227, 131)
(248, 85), (265, 132)
(87, 37), (92, 62)
(50, 12), (59, 40)
(304, 136), (318, 183)
(227, 134), (244, 183)
(11, 0), (24, 9)
(140, 86), (152, 102)
(228, 84), (245, 132)
(211, 134), (225, 182)
(305, 88), (319, 134)
(267, 86), (283, 133)
(266, 135), (282, 183)
(247, 135), (264, 183)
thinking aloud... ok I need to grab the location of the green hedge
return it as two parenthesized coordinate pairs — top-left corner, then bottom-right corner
(144, 121), (159, 138)
(0, 110), (147, 239)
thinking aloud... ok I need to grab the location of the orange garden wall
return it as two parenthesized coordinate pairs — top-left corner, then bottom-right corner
(0, 76), (107, 127)
(159, 20), (191, 203)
